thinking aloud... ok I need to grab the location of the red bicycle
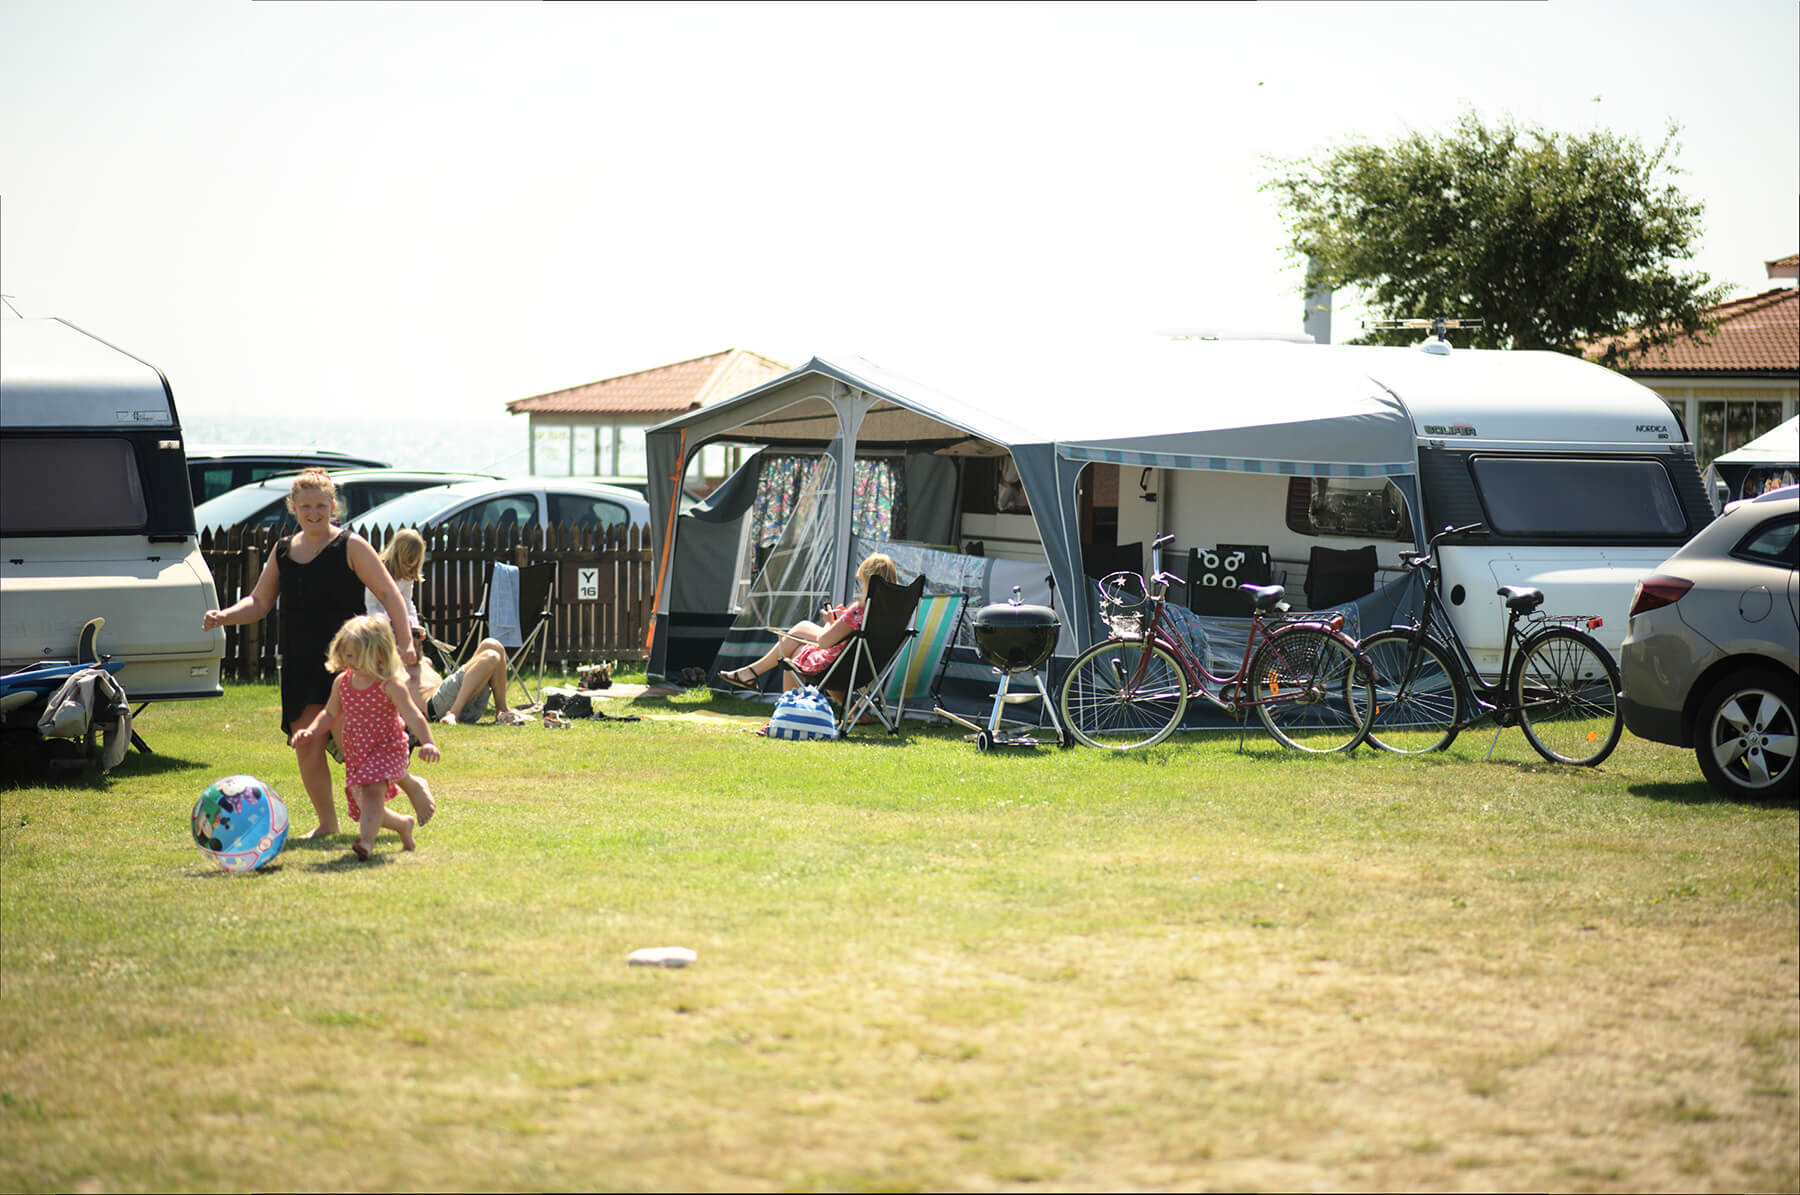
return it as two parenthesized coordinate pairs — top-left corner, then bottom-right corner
(1057, 535), (1377, 752)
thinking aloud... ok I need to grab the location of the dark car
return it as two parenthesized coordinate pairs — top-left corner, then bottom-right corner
(1619, 486), (1799, 800)
(192, 469), (502, 535)
(185, 445), (389, 505)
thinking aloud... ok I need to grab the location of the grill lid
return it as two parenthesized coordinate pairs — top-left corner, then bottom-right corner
(971, 586), (1059, 629)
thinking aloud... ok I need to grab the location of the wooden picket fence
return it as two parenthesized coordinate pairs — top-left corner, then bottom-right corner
(199, 522), (655, 681)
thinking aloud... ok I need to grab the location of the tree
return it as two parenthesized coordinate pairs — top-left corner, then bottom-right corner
(1264, 113), (1730, 367)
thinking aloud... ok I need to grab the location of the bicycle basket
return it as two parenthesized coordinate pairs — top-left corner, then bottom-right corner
(1097, 570), (1149, 639)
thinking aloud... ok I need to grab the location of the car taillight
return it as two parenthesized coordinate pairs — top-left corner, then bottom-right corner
(1629, 575), (1693, 617)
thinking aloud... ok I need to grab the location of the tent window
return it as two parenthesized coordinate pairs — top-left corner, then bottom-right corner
(1285, 478), (1412, 542)
(1469, 457), (1686, 537)
(750, 455), (906, 552)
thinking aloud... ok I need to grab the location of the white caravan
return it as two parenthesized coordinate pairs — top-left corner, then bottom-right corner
(1, 318), (225, 703)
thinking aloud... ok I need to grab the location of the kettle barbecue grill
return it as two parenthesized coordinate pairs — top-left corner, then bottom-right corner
(934, 587), (1071, 751)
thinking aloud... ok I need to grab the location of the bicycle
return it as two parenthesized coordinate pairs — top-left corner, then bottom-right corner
(1357, 523), (1624, 765)
(1058, 534), (1376, 753)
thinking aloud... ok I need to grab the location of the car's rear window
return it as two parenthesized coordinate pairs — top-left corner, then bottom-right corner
(1735, 515), (1799, 567)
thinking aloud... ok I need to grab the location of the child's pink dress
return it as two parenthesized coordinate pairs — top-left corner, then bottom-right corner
(791, 603), (864, 673)
(337, 672), (406, 819)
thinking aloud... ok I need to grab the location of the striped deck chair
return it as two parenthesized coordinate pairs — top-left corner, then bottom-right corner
(882, 591), (965, 716)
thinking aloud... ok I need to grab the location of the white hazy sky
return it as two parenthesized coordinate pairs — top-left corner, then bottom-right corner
(2, 0), (1795, 425)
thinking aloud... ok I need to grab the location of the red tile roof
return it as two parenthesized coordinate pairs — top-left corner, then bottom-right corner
(505, 349), (790, 417)
(1593, 286), (1799, 376)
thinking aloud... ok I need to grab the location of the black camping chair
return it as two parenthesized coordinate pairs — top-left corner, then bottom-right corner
(783, 573), (926, 737)
(1304, 544), (1377, 610)
(452, 561), (558, 705)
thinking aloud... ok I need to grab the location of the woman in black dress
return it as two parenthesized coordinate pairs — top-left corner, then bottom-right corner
(203, 470), (416, 837)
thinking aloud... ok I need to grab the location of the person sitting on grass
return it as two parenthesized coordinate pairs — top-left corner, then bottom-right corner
(420, 638), (528, 726)
(716, 553), (899, 699)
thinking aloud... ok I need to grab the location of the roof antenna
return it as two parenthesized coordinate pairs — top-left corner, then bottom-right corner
(1374, 316), (1484, 355)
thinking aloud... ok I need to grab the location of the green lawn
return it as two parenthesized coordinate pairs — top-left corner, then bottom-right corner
(2, 679), (1795, 1193)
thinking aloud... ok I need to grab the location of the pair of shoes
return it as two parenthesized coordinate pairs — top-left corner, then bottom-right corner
(716, 667), (759, 691)
(542, 712), (572, 729)
(495, 708), (530, 726)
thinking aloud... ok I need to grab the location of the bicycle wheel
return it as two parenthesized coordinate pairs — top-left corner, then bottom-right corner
(1511, 627), (1622, 766)
(1358, 629), (1463, 754)
(1250, 627), (1374, 753)
(1058, 639), (1189, 750)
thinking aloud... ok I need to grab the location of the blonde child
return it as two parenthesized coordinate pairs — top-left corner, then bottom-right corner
(364, 529), (438, 825)
(291, 615), (441, 861)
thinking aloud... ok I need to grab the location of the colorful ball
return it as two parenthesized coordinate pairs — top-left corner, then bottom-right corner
(192, 775), (289, 872)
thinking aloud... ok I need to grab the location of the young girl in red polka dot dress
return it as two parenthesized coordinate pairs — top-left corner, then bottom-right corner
(290, 615), (441, 860)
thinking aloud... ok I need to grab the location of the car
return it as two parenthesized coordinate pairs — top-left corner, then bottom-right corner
(192, 469), (503, 535)
(1619, 486), (1799, 801)
(351, 477), (650, 536)
(185, 445), (389, 504)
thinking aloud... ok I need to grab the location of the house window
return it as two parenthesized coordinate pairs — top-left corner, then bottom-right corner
(533, 424), (572, 477)
(1695, 400), (1787, 468)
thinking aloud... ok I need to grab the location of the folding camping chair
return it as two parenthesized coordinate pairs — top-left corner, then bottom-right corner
(453, 561), (558, 706)
(783, 573), (926, 736)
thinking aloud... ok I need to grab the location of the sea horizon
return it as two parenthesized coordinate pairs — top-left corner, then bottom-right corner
(182, 412), (535, 478)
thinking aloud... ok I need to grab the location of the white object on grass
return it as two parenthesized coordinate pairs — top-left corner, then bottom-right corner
(627, 946), (697, 968)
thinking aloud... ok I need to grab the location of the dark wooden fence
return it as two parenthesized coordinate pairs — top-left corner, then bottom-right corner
(200, 522), (655, 681)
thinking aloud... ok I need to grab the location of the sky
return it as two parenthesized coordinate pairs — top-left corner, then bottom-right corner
(2, 0), (1796, 436)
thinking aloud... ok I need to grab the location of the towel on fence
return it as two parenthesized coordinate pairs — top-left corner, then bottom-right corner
(489, 562), (524, 647)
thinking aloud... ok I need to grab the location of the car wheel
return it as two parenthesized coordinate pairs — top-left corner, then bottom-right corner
(1694, 667), (1799, 802)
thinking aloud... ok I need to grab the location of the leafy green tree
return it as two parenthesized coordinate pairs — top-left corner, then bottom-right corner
(1265, 113), (1730, 366)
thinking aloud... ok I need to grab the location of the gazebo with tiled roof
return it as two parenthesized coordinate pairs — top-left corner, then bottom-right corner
(507, 349), (788, 483)
(1589, 255), (1798, 467)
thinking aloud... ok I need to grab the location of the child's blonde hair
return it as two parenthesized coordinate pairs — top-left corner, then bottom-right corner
(380, 528), (425, 583)
(325, 615), (407, 684)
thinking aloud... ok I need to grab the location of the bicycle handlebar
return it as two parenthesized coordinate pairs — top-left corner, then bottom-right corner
(1429, 522), (1484, 547)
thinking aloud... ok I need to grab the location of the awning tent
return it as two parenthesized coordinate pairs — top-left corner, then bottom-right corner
(644, 339), (1425, 681)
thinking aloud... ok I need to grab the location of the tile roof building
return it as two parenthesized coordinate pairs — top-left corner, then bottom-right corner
(1589, 255), (1798, 468)
(506, 349), (788, 482)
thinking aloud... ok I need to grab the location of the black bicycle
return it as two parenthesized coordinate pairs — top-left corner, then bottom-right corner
(1358, 523), (1624, 766)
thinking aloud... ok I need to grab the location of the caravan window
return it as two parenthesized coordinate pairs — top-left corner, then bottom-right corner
(1469, 457), (1686, 537)
(1, 437), (147, 534)
(1285, 478), (1412, 541)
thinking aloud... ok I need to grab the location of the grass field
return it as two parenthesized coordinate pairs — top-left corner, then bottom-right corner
(2, 678), (1795, 1193)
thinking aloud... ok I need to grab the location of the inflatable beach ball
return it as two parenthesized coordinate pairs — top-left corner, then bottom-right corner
(192, 775), (289, 872)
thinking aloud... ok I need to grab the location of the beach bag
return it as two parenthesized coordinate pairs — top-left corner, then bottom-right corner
(766, 685), (839, 741)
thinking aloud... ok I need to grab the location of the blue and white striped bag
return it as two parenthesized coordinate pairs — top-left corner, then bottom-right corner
(766, 685), (839, 741)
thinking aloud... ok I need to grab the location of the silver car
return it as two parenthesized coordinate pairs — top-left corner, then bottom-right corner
(1619, 486), (1799, 800)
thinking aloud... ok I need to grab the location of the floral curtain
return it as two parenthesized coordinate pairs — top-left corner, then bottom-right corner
(749, 455), (905, 550)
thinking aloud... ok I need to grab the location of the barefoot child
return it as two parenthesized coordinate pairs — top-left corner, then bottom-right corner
(364, 529), (437, 825)
(291, 616), (441, 860)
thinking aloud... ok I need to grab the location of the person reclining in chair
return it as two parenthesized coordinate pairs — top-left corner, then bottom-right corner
(420, 638), (527, 725)
(717, 553), (899, 702)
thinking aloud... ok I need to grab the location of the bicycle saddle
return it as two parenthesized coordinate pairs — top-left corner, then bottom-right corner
(1240, 583), (1286, 611)
(1497, 585), (1545, 613)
